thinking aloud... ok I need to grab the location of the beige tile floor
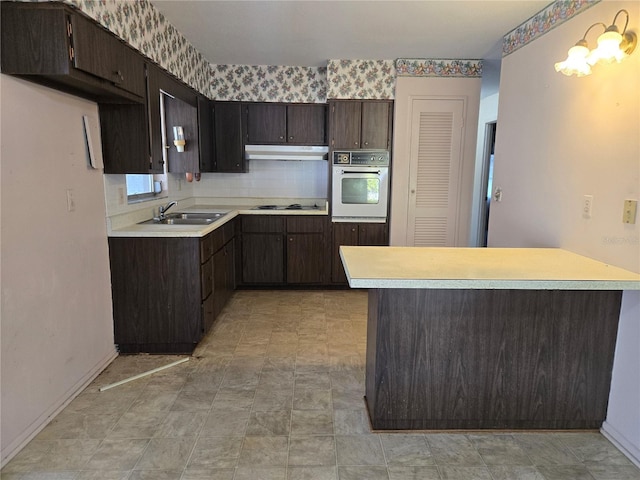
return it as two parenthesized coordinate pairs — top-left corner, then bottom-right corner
(2, 290), (639, 480)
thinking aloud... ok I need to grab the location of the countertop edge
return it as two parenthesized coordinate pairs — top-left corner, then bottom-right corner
(345, 277), (640, 290)
(340, 247), (640, 290)
(108, 207), (329, 238)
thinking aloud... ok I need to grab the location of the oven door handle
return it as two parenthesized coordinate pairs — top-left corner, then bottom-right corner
(340, 170), (381, 175)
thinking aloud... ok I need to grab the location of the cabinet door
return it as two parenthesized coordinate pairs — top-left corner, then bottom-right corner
(145, 62), (165, 173)
(109, 237), (202, 350)
(361, 102), (392, 149)
(287, 104), (326, 144)
(164, 94), (199, 173)
(213, 239), (236, 318)
(358, 223), (388, 246)
(214, 102), (245, 172)
(287, 234), (325, 284)
(246, 103), (286, 144)
(331, 223), (359, 283)
(100, 103), (150, 174)
(198, 97), (215, 172)
(71, 14), (145, 98)
(212, 245), (226, 319)
(0, 4), (70, 76)
(242, 234), (284, 284)
(330, 101), (362, 149)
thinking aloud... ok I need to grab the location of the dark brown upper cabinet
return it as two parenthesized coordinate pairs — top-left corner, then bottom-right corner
(1, 1), (144, 103)
(198, 96), (215, 173)
(213, 102), (245, 173)
(329, 100), (393, 150)
(244, 103), (326, 145)
(102, 63), (201, 175)
(144, 63), (200, 174)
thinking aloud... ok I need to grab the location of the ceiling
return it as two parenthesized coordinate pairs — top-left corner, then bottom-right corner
(150, 1), (552, 67)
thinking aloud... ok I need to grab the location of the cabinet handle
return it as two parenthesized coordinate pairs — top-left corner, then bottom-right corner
(289, 237), (293, 242)
(351, 228), (356, 232)
(113, 70), (124, 83)
(364, 141), (369, 146)
(279, 135), (285, 140)
(289, 136), (294, 140)
(354, 141), (359, 146)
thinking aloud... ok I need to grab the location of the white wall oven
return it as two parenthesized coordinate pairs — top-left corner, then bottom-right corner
(331, 150), (390, 223)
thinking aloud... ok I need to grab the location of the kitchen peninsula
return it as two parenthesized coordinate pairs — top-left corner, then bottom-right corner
(340, 247), (640, 430)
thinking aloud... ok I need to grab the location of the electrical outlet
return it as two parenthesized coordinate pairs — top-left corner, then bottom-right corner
(117, 187), (125, 205)
(66, 189), (75, 212)
(582, 195), (593, 219)
(623, 199), (637, 224)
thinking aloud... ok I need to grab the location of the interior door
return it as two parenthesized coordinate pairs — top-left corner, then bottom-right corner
(406, 98), (465, 246)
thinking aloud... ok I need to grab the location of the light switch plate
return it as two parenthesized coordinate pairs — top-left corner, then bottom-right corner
(582, 195), (593, 219)
(623, 199), (637, 224)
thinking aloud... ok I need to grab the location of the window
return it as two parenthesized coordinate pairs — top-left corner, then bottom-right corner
(126, 173), (166, 203)
(126, 174), (153, 195)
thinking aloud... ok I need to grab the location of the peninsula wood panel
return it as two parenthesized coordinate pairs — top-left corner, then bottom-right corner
(365, 288), (622, 430)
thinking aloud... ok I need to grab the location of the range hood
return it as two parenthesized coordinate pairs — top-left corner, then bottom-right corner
(245, 145), (329, 161)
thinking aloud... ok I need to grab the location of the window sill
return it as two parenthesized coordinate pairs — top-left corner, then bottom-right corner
(128, 192), (168, 205)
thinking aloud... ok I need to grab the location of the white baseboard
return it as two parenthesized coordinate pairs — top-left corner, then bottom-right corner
(0, 348), (118, 467)
(601, 421), (640, 468)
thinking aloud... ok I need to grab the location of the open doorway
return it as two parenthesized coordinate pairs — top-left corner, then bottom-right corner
(479, 122), (496, 247)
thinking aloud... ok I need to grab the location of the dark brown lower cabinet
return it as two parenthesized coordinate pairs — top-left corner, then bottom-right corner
(365, 288), (623, 430)
(286, 216), (328, 284)
(332, 222), (388, 284)
(108, 237), (202, 353)
(240, 215), (329, 286)
(108, 220), (236, 354)
(242, 233), (285, 284)
(286, 233), (325, 284)
(213, 239), (235, 317)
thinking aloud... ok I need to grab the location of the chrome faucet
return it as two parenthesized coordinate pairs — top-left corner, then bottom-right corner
(158, 201), (177, 220)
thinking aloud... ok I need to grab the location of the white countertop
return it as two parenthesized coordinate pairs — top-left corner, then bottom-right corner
(340, 247), (640, 290)
(108, 201), (329, 238)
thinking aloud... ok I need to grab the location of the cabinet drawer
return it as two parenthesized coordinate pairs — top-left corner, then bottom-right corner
(242, 215), (285, 233)
(286, 216), (326, 233)
(211, 227), (225, 253)
(222, 220), (235, 244)
(200, 234), (214, 262)
(201, 256), (213, 300)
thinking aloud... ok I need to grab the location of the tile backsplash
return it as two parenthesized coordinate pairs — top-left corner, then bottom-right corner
(191, 160), (329, 200)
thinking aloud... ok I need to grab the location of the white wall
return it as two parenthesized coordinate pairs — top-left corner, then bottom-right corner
(0, 76), (118, 465)
(489, 0), (640, 465)
(389, 76), (481, 246)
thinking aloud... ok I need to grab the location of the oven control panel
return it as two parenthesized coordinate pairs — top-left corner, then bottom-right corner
(333, 150), (390, 166)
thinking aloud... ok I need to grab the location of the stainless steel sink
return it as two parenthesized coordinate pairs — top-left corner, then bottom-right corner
(139, 212), (226, 225)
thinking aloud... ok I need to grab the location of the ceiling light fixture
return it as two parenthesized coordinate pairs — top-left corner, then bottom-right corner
(555, 9), (637, 77)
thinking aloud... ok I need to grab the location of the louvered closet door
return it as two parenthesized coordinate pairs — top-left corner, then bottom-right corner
(406, 99), (465, 246)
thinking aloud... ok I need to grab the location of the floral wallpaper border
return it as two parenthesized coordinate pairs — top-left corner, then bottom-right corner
(395, 59), (483, 77)
(503, 0), (601, 56)
(327, 60), (396, 100)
